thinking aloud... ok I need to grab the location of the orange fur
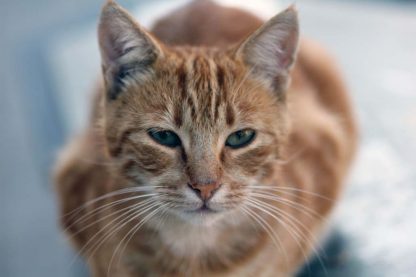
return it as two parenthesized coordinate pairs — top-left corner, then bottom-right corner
(54, 1), (357, 276)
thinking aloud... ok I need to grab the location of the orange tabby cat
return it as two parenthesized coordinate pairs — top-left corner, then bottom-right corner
(54, 0), (357, 276)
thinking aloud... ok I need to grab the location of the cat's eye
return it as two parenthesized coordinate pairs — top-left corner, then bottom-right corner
(148, 129), (181, 148)
(225, 129), (256, 149)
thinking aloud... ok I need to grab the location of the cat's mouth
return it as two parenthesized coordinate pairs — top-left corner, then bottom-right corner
(187, 203), (218, 214)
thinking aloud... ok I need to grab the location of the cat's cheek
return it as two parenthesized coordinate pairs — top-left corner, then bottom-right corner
(258, 161), (276, 182)
(226, 146), (274, 178)
(122, 144), (176, 176)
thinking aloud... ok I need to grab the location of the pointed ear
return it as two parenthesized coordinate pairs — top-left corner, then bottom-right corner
(235, 6), (299, 98)
(98, 1), (163, 100)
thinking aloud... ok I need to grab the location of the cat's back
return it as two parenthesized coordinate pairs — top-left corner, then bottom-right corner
(151, 0), (263, 47)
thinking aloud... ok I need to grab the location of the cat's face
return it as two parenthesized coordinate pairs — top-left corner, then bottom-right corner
(104, 51), (288, 223)
(98, 2), (298, 224)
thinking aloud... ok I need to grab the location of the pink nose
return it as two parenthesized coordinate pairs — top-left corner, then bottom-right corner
(188, 182), (222, 201)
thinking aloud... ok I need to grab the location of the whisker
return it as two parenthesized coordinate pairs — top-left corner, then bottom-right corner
(247, 198), (328, 276)
(63, 193), (159, 234)
(245, 199), (311, 272)
(63, 186), (164, 220)
(70, 200), (157, 266)
(250, 192), (329, 223)
(240, 205), (289, 269)
(108, 203), (169, 275)
(249, 197), (327, 254)
(84, 201), (160, 263)
(251, 186), (334, 202)
(67, 197), (155, 240)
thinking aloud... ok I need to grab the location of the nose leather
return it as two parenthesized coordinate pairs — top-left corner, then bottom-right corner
(189, 182), (221, 201)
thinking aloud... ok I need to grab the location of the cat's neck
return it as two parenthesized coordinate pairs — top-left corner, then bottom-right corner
(122, 209), (270, 275)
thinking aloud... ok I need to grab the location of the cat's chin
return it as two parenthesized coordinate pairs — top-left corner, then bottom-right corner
(183, 213), (220, 226)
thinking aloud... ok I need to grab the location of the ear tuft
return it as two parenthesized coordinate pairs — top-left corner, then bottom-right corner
(98, 1), (162, 100)
(236, 6), (299, 97)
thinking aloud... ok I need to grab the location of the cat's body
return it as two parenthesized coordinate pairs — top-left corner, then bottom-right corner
(55, 1), (357, 276)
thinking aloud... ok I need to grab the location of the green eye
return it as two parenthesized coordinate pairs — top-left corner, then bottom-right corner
(225, 129), (256, 149)
(148, 129), (181, 148)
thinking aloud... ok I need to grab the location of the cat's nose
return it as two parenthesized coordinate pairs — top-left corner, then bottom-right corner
(188, 182), (222, 201)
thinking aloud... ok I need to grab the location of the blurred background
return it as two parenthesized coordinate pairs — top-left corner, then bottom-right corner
(0, 0), (415, 276)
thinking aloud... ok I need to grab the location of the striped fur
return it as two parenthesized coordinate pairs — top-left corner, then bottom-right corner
(54, 1), (357, 276)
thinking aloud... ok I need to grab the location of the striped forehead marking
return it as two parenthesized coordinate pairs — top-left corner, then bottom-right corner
(173, 52), (234, 128)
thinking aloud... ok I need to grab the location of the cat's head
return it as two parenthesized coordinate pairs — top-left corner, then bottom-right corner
(98, 1), (298, 225)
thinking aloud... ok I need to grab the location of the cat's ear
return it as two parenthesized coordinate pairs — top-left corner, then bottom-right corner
(98, 0), (163, 100)
(235, 6), (299, 98)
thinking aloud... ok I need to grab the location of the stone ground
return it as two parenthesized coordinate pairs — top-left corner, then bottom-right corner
(0, 0), (415, 276)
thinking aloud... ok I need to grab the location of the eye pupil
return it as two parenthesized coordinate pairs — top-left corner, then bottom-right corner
(225, 129), (256, 149)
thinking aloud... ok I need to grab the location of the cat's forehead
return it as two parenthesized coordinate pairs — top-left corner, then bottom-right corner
(157, 49), (241, 128)
(124, 48), (276, 131)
